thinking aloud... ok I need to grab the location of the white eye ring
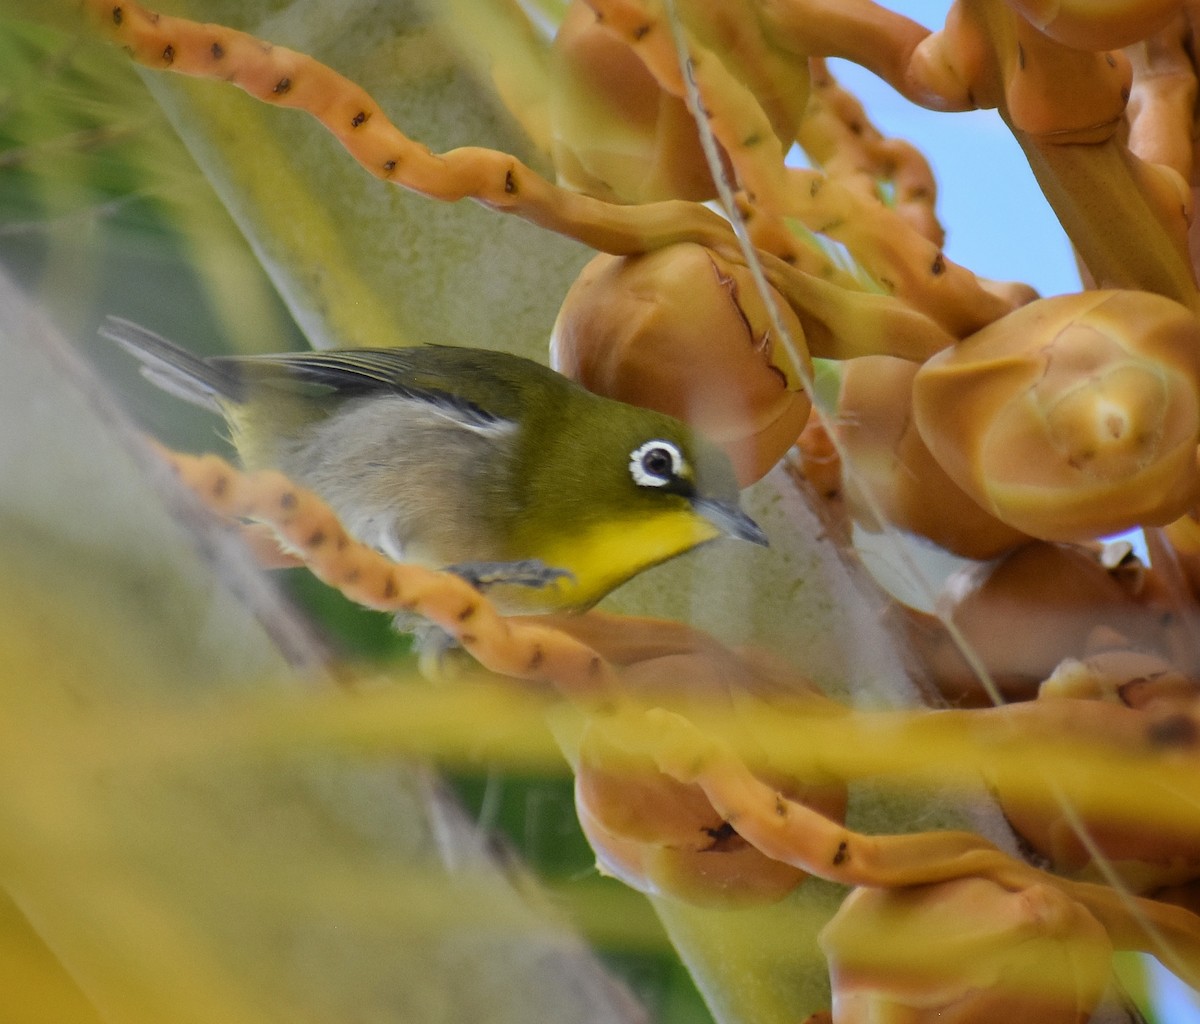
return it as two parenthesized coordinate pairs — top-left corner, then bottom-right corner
(630, 440), (686, 487)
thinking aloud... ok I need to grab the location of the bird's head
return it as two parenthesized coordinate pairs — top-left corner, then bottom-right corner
(515, 402), (767, 609)
(621, 433), (767, 547)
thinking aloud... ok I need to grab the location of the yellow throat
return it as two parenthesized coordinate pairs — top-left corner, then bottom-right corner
(518, 508), (722, 612)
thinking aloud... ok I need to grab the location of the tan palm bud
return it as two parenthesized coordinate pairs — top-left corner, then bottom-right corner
(898, 541), (1174, 705)
(549, 1), (728, 203)
(996, 663), (1200, 892)
(836, 355), (1028, 559)
(574, 750), (812, 907)
(1004, 0), (1180, 50)
(913, 290), (1200, 541)
(550, 613), (844, 906)
(551, 244), (812, 484)
(548, 1), (808, 205)
(1040, 650), (1200, 710)
(819, 877), (1112, 1023)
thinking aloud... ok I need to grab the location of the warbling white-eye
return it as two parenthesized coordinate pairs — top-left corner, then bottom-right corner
(104, 318), (767, 613)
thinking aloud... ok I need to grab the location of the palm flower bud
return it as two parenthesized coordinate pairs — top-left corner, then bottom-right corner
(1005, 0), (1179, 50)
(566, 626), (846, 907)
(836, 355), (1028, 559)
(551, 244), (812, 484)
(819, 878), (1112, 1023)
(573, 728), (814, 907)
(794, 416), (843, 504)
(1040, 649), (1200, 710)
(549, 1), (808, 205)
(1163, 511), (1200, 603)
(549, 1), (726, 203)
(899, 541), (1174, 705)
(997, 669), (1200, 892)
(913, 291), (1200, 541)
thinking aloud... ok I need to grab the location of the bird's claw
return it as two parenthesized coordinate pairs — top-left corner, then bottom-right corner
(397, 561), (574, 679)
(444, 558), (574, 592)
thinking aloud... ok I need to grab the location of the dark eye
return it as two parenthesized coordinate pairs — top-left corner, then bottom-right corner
(629, 440), (686, 487)
(643, 447), (674, 477)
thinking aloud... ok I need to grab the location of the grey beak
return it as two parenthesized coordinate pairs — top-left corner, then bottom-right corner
(692, 497), (769, 547)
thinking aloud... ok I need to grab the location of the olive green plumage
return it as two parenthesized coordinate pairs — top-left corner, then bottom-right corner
(104, 317), (766, 612)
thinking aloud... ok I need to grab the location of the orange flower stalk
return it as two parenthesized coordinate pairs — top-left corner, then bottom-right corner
(641, 704), (1200, 990)
(914, 0), (1199, 306)
(84, 0), (736, 258)
(799, 59), (945, 246)
(149, 444), (626, 707)
(151, 444), (1200, 972)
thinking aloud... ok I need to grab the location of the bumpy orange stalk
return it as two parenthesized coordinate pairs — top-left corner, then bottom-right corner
(84, 0), (737, 258)
(151, 445), (622, 707)
(584, 0), (1014, 337)
(788, 165), (1010, 335)
(753, 0), (957, 110)
(642, 706), (1200, 988)
(799, 59), (945, 246)
(756, 267), (958, 361)
(84, 0), (961, 364)
(155, 444), (1200, 835)
(919, 0), (1200, 308)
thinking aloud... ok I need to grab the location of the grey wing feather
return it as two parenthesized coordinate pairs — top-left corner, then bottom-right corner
(105, 319), (514, 434)
(100, 317), (242, 412)
(221, 349), (509, 431)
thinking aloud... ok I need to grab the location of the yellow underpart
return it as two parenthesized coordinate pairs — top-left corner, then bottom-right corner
(525, 508), (722, 611)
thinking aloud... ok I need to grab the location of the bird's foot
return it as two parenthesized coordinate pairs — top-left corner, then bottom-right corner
(444, 558), (574, 592)
(412, 623), (474, 681)
(397, 561), (573, 680)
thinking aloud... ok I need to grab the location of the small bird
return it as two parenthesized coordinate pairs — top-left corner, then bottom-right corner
(103, 317), (767, 613)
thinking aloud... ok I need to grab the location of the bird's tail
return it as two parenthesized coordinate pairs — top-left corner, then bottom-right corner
(100, 316), (244, 412)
